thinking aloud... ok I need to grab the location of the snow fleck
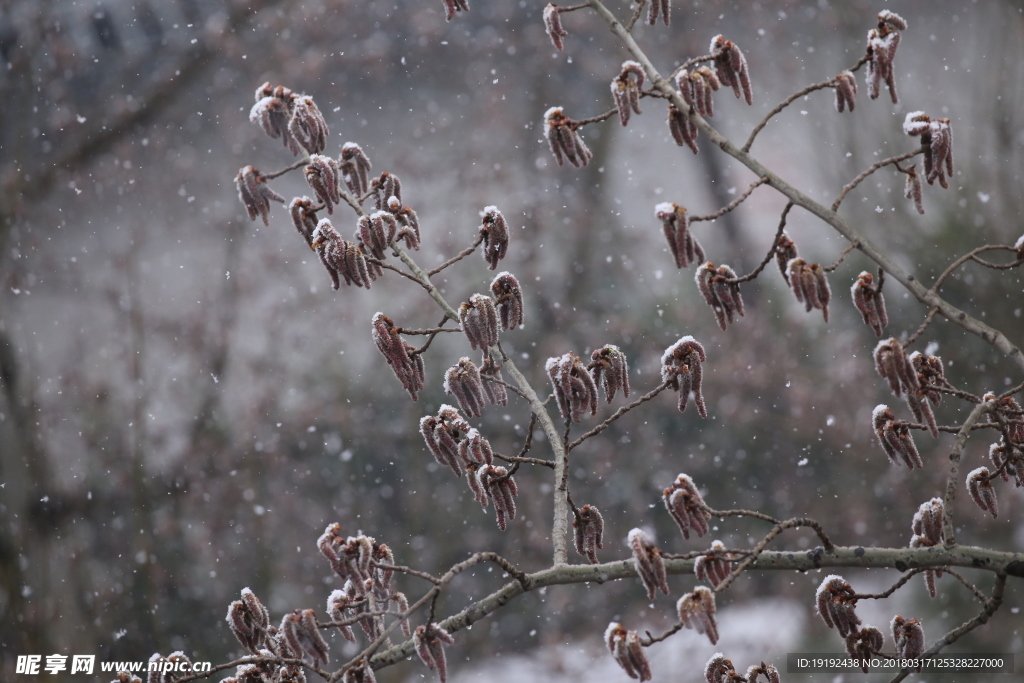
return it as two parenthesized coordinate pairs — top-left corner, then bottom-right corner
(977, 192), (990, 203)
(875, 206), (883, 213)
(826, 415), (835, 426)
(797, 458), (808, 466)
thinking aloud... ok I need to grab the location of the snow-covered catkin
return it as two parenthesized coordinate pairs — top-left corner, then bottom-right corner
(662, 473), (711, 539)
(304, 154), (341, 214)
(388, 196), (421, 250)
(745, 662), (782, 683)
(696, 263), (744, 330)
(904, 164), (925, 214)
(459, 294), (500, 351)
(280, 609), (330, 669)
(477, 465), (517, 529)
(774, 232), (798, 284)
(236, 166), (285, 226)
(226, 588), (270, 653)
(866, 11), (907, 104)
(458, 428), (493, 467)
(340, 142), (372, 196)
(443, 357), (486, 418)
(833, 71), (857, 112)
(677, 587), (718, 645)
(611, 61), (645, 127)
(420, 406), (472, 477)
(851, 271), (888, 337)
(786, 258), (830, 321)
(414, 623), (455, 683)
(544, 107), (593, 168)
(873, 338), (918, 398)
(872, 405), (923, 469)
(289, 196), (320, 247)
(342, 659), (377, 683)
(371, 312), (424, 399)
(250, 82), (299, 155)
(369, 171), (402, 210)
(815, 575), (861, 638)
(656, 203), (705, 269)
(546, 352), (599, 423)
(326, 590), (358, 643)
(358, 211), (397, 261)
(588, 344), (631, 403)
(480, 207), (510, 270)
(891, 615), (925, 659)
(478, 356), (508, 407)
(710, 35), (753, 105)
(661, 336), (708, 417)
(490, 272), (523, 330)
(605, 623), (652, 681)
(627, 528), (669, 599)
(288, 95), (328, 155)
(694, 540), (733, 589)
(967, 467), (998, 518)
(910, 497), (945, 597)
(543, 4), (568, 51)
(572, 504), (604, 564)
(845, 627), (884, 672)
(705, 654), (738, 683)
(904, 112), (954, 189)
(311, 219), (373, 290)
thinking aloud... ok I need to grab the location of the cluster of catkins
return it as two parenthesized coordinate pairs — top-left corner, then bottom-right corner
(866, 10), (907, 104)
(572, 504), (605, 564)
(904, 111), (954, 190)
(706, 655), (781, 683)
(964, 393), (1024, 519)
(414, 624), (456, 683)
(605, 623), (652, 681)
(224, 587), (329, 679)
(816, 575), (926, 666)
(873, 338), (942, 449)
(250, 82), (329, 156)
(419, 405), (518, 529)
(661, 337), (708, 417)
(656, 203), (705, 269)
(694, 540), (734, 589)
(696, 262), (745, 329)
(627, 528), (670, 600)
(371, 313), (426, 400)
(611, 61), (645, 127)
(544, 106), (593, 168)
(546, 344), (631, 423)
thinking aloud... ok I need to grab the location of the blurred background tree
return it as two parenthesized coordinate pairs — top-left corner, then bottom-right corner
(1, 0), (1021, 680)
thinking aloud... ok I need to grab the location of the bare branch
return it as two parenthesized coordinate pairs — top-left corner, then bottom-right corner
(727, 202), (792, 284)
(690, 177), (769, 223)
(942, 399), (996, 546)
(567, 381), (671, 452)
(832, 148), (923, 212)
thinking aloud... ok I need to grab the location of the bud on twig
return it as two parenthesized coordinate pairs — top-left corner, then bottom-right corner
(696, 262), (745, 330)
(460, 294), (500, 351)
(833, 70), (858, 112)
(966, 467), (998, 518)
(236, 166), (285, 226)
(663, 473), (711, 539)
(786, 259), (831, 322)
(851, 271), (888, 337)
(873, 338), (919, 398)
(704, 654), (738, 683)
(415, 623), (455, 682)
(420, 405), (473, 478)
(710, 35), (753, 105)
(250, 83), (300, 155)
(358, 211), (398, 261)
(661, 336), (708, 417)
(891, 615), (925, 659)
(678, 586), (719, 645)
(694, 540), (733, 589)
(872, 405), (923, 469)
(388, 196), (421, 251)
(573, 504), (605, 564)
(904, 112), (954, 188)
(745, 662), (781, 683)
(370, 171), (402, 211)
(326, 589), (359, 643)
(816, 575), (861, 638)
(477, 464), (518, 529)
(543, 4), (568, 51)
(289, 197), (320, 248)
(544, 107), (593, 168)
(371, 312), (425, 399)
(606, 623), (652, 681)
(546, 352), (599, 423)
(340, 142), (372, 196)
(656, 203), (705, 269)
(611, 61), (645, 127)
(480, 207), (510, 270)
(588, 344), (631, 403)
(288, 95), (329, 155)
(677, 67), (721, 119)
(628, 528), (669, 599)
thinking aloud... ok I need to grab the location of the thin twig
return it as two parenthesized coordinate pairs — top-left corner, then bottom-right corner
(320, 609), (400, 630)
(668, 53), (716, 81)
(427, 234), (484, 276)
(396, 326), (460, 336)
(690, 177), (769, 222)
(642, 622), (685, 646)
(743, 79), (840, 153)
(712, 517), (834, 593)
(573, 108), (619, 127)
(481, 374), (531, 401)
(904, 306), (939, 348)
(370, 259), (432, 287)
(831, 148), (923, 212)
(942, 399), (995, 547)
(409, 316), (451, 358)
(852, 568), (928, 600)
(823, 241), (859, 273)
(905, 420), (1000, 434)
(265, 158), (309, 180)
(567, 381), (671, 452)
(624, 0), (645, 32)
(1000, 380), (1024, 400)
(727, 202), (793, 284)
(944, 569), (988, 603)
(929, 245), (1021, 295)
(371, 562), (442, 585)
